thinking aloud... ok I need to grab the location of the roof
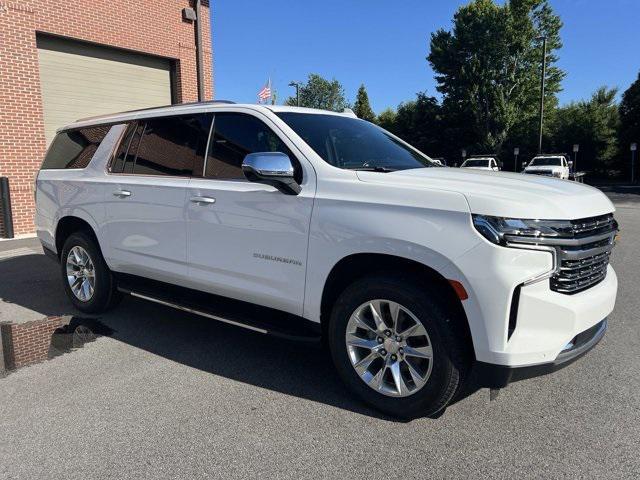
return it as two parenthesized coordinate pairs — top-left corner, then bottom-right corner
(60, 101), (357, 132)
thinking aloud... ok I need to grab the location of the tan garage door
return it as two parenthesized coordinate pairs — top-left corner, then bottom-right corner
(37, 35), (172, 145)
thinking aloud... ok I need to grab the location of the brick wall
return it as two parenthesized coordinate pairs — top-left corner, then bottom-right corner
(0, 0), (214, 234)
(1, 316), (68, 369)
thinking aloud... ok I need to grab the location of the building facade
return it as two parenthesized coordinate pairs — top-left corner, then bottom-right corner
(0, 0), (213, 235)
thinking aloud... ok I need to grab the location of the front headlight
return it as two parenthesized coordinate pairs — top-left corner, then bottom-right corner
(472, 215), (572, 245)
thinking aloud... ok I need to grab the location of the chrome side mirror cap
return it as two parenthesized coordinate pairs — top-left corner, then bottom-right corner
(242, 152), (301, 195)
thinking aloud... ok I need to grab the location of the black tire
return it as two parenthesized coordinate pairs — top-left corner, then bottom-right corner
(328, 273), (470, 419)
(60, 231), (121, 314)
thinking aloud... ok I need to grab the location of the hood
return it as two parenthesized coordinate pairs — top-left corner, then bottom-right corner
(356, 167), (614, 220)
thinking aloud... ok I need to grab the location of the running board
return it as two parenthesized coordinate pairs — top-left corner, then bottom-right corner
(125, 290), (268, 334)
(115, 273), (321, 343)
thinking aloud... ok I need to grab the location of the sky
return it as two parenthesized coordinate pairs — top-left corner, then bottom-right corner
(210, 0), (640, 114)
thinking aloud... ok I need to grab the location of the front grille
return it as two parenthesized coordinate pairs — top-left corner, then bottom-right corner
(568, 214), (616, 237)
(526, 170), (554, 176)
(504, 213), (618, 295)
(550, 214), (617, 294)
(552, 251), (611, 294)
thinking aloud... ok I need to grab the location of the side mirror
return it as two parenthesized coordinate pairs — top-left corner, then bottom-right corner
(242, 152), (301, 195)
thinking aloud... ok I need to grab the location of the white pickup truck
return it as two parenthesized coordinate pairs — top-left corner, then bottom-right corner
(35, 102), (618, 418)
(460, 156), (501, 171)
(524, 154), (571, 179)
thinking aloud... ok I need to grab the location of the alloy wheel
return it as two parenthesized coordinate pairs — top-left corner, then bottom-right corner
(345, 299), (433, 397)
(65, 246), (96, 302)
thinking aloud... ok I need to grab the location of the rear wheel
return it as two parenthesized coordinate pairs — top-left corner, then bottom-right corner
(60, 231), (121, 313)
(328, 273), (469, 419)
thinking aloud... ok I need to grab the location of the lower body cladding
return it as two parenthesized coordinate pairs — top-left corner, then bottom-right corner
(452, 239), (618, 386)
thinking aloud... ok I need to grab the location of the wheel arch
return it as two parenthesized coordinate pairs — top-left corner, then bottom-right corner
(55, 216), (101, 259)
(318, 253), (475, 358)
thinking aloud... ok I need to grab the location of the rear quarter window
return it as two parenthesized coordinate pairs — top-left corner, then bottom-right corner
(41, 125), (111, 170)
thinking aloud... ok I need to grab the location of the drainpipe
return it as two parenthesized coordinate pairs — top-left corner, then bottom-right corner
(195, 0), (205, 101)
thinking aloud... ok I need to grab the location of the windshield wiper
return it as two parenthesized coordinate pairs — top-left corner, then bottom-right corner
(348, 166), (396, 173)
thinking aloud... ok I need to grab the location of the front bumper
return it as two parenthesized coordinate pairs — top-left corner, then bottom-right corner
(451, 235), (617, 367)
(473, 318), (607, 388)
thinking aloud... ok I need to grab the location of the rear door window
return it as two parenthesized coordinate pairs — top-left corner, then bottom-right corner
(110, 123), (137, 173)
(134, 114), (212, 176)
(110, 114), (213, 176)
(42, 125), (111, 169)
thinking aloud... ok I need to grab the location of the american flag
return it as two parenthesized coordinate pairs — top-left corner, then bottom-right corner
(257, 78), (272, 103)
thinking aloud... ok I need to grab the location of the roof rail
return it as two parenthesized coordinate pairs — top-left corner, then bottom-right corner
(179, 99), (236, 107)
(76, 99), (236, 122)
(342, 108), (357, 118)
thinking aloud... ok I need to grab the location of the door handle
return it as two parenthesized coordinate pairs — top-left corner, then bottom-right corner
(113, 190), (132, 198)
(190, 196), (216, 204)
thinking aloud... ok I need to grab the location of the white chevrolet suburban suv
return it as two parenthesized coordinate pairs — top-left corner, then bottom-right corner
(35, 102), (618, 418)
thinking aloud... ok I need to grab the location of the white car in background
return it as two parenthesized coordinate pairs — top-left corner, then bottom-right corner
(460, 157), (500, 171)
(35, 102), (617, 419)
(523, 154), (571, 179)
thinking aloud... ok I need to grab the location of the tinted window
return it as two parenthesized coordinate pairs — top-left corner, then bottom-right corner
(530, 157), (562, 166)
(276, 112), (436, 171)
(206, 113), (296, 180)
(42, 125), (111, 169)
(462, 159), (490, 167)
(110, 115), (212, 176)
(111, 123), (137, 173)
(132, 114), (212, 176)
(123, 123), (144, 174)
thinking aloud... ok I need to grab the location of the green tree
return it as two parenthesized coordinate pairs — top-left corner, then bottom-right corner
(551, 87), (619, 175)
(392, 93), (442, 155)
(428, 0), (565, 152)
(619, 71), (640, 173)
(376, 108), (397, 132)
(353, 83), (376, 122)
(285, 74), (348, 111)
(353, 84), (376, 121)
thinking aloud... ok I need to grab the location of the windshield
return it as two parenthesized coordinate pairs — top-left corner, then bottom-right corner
(276, 112), (435, 171)
(462, 159), (490, 167)
(530, 157), (562, 166)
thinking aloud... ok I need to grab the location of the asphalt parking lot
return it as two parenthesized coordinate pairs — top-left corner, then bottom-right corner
(1, 189), (639, 479)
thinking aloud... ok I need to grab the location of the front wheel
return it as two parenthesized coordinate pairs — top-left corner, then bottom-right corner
(60, 231), (121, 313)
(328, 274), (470, 419)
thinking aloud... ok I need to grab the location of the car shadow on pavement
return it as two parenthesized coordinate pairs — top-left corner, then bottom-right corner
(1, 254), (481, 421)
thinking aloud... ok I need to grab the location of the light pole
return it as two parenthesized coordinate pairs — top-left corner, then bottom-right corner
(537, 36), (547, 154)
(513, 147), (519, 172)
(572, 144), (579, 172)
(288, 81), (300, 107)
(632, 143), (638, 184)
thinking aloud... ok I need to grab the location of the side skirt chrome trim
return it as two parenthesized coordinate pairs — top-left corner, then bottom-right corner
(121, 288), (268, 334)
